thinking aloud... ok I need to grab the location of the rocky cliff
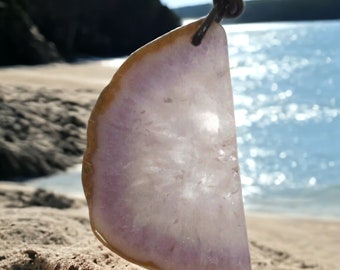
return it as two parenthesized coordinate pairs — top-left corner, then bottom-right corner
(0, 0), (180, 66)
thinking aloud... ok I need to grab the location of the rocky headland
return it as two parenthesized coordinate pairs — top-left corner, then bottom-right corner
(0, 0), (180, 66)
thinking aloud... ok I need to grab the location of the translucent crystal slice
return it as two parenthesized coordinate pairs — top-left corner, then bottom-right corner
(83, 20), (251, 270)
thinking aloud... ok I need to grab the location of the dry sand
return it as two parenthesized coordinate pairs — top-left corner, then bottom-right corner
(1, 62), (339, 269)
(0, 182), (339, 270)
(0, 60), (117, 89)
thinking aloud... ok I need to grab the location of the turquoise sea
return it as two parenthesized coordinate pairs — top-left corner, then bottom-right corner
(28, 20), (340, 219)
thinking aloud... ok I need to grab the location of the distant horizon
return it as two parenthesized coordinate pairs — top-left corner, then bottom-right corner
(161, 0), (252, 9)
(160, 0), (210, 9)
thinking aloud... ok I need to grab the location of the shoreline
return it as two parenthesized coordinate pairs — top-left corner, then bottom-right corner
(24, 165), (340, 222)
(5, 179), (340, 223)
(247, 210), (340, 223)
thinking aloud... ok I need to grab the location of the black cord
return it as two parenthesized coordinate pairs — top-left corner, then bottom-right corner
(191, 0), (244, 46)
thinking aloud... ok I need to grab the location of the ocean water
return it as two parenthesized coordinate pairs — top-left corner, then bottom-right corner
(28, 20), (340, 219)
(226, 20), (340, 218)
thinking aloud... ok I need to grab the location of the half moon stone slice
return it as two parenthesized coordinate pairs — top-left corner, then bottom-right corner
(82, 20), (251, 270)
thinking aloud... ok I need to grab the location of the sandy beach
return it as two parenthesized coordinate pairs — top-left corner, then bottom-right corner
(0, 181), (339, 270)
(1, 62), (339, 269)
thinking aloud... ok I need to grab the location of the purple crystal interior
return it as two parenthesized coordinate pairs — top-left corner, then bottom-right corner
(83, 20), (251, 270)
